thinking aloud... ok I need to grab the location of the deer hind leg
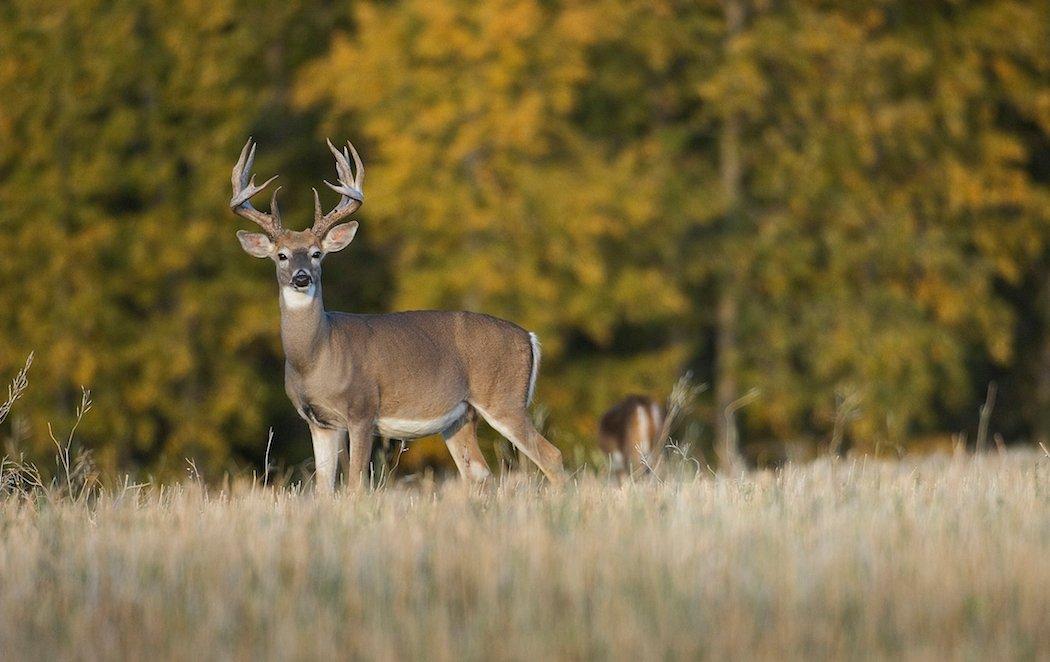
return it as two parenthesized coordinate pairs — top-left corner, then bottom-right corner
(441, 406), (491, 482)
(609, 448), (627, 482)
(474, 404), (565, 486)
(630, 404), (658, 476)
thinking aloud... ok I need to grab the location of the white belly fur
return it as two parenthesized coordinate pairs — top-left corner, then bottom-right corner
(376, 402), (467, 439)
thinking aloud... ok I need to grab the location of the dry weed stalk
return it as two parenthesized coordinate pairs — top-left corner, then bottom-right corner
(0, 352), (33, 428)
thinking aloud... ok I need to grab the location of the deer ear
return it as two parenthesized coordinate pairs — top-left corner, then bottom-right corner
(236, 230), (274, 258)
(322, 222), (358, 253)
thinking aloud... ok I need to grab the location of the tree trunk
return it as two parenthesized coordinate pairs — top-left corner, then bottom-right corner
(1037, 266), (1050, 447)
(715, 286), (742, 470)
(714, 0), (746, 473)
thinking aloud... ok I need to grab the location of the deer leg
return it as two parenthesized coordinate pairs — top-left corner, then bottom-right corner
(609, 448), (627, 481)
(474, 406), (565, 487)
(344, 420), (376, 491)
(441, 407), (491, 482)
(309, 425), (346, 495)
(369, 437), (397, 482)
(632, 440), (661, 476)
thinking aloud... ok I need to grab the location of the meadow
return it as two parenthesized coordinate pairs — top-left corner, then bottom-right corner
(1, 451), (1046, 661)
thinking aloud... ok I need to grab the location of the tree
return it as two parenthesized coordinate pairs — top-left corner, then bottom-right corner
(0, 0), (1046, 477)
(295, 0), (691, 444)
(0, 0), (351, 476)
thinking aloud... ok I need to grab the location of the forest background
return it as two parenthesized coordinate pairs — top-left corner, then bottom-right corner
(0, 0), (1047, 478)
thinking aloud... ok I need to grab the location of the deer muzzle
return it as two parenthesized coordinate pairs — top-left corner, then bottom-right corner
(291, 271), (312, 289)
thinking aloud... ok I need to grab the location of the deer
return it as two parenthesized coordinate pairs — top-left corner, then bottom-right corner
(597, 394), (666, 478)
(229, 138), (566, 492)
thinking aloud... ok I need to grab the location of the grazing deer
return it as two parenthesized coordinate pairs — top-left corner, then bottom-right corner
(598, 394), (666, 476)
(230, 138), (565, 492)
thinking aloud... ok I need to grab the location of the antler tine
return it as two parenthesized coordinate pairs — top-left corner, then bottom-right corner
(230, 138), (282, 237)
(322, 138), (364, 200)
(269, 186), (282, 223)
(312, 138), (365, 236)
(328, 139), (353, 184)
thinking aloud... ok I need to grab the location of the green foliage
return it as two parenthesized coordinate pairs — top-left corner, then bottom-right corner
(294, 0), (693, 439)
(0, 0), (348, 476)
(0, 0), (1047, 473)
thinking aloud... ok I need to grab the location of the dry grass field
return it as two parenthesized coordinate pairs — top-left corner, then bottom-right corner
(0, 452), (1047, 661)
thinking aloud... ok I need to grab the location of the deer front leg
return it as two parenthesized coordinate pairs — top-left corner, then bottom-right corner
(344, 420), (376, 491)
(310, 425), (346, 495)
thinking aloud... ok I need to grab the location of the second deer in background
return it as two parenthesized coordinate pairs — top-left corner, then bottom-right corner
(598, 395), (666, 477)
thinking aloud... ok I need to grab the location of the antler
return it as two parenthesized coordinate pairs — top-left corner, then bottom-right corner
(312, 138), (364, 236)
(230, 138), (283, 237)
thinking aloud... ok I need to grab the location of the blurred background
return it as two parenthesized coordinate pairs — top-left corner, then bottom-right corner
(0, 0), (1047, 479)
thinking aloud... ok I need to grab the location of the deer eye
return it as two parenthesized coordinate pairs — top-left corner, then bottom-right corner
(277, 253), (288, 261)
(311, 251), (322, 259)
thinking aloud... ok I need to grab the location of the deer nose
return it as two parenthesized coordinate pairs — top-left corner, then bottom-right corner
(291, 271), (312, 288)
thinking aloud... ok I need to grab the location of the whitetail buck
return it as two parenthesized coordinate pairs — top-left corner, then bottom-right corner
(598, 394), (666, 476)
(230, 138), (565, 492)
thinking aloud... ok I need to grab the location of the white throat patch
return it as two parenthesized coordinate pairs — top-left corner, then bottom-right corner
(282, 285), (317, 309)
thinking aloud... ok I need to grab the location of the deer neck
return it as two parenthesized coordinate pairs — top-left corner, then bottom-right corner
(279, 285), (329, 373)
